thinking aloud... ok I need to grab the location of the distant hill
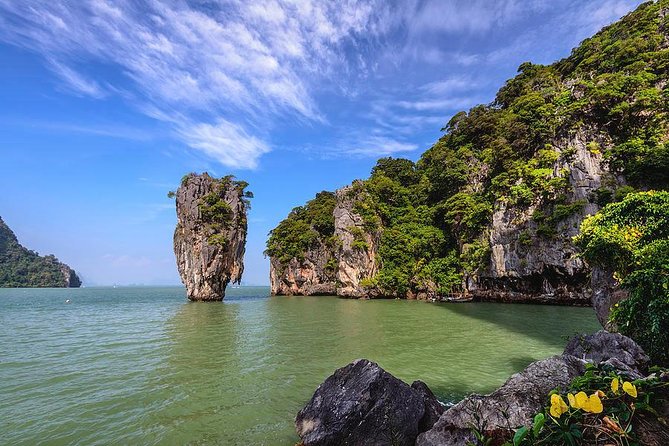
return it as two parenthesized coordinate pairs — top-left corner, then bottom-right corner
(0, 217), (81, 288)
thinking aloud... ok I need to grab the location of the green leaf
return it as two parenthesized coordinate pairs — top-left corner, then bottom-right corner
(513, 426), (529, 446)
(532, 413), (545, 437)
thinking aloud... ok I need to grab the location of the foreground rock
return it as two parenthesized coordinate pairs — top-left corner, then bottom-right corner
(418, 331), (658, 446)
(417, 355), (586, 446)
(173, 173), (250, 301)
(295, 359), (443, 446)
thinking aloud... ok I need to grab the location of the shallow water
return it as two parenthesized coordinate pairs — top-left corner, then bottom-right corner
(0, 286), (600, 445)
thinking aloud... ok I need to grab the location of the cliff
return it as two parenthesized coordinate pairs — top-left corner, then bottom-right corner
(173, 173), (251, 301)
(268, 0), (669, 303)
(0, 216), (81, 288)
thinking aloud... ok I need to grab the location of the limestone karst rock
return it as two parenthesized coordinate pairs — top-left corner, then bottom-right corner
(173, 173), (250, 301)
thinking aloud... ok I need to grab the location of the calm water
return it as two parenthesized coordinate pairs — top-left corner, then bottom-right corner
(0, 287), (600, 445)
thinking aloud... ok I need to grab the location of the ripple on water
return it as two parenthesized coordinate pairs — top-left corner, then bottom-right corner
(0, 287), (600, 445)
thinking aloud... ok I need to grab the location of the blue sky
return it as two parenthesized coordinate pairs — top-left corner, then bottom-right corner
(0, 0), (643, 286)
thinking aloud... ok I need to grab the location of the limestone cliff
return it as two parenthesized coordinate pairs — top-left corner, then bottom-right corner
(0, 216), (81, 288)
(173, 173), (250, 301)
(334, 183), (380, 298)
(469, 128), (624, 305)
(269, 246), (336, 296)
(268, 183), (380, 297)
(267, 1), (669, 306)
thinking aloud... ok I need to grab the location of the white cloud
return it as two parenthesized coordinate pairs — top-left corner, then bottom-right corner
(47, 58), (107, 99)
(0, 0), (645, 168)
(177, 120), (270, 170)
(0, 0), (390, 168)
(347, 136), (419, 156)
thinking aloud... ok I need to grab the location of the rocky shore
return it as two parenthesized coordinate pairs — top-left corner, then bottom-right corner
(296, 331), (668, 446)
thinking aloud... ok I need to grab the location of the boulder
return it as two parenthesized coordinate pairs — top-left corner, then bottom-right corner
(417, 355), (586, 446)
(418, 331), (651, 446)
(295, 359), (443, 446)
(563, 330), (650, 374)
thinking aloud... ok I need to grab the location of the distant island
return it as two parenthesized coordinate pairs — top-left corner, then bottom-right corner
(0, 216), (80, 288)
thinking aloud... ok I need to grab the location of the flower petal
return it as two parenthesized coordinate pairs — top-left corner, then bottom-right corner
(623, 381), (637, 398)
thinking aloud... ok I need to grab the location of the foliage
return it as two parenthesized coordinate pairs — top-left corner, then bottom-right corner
(516, 364), (667, 445)
(469, 363), (669, 446)
(575, 191), (669, 366)
(267, 0), (669, 298)
(265, 192), (337, 264)
(0, 217), (78, 287)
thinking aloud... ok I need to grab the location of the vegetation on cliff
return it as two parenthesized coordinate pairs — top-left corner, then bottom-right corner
(265, 191), (337, 264)
(268, 0), (669, 298)
(0, 217), (81, 287)
(575, 191), (669, 366)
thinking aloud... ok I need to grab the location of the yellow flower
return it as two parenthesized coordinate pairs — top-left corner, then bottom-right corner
(623, 381), (637, 398)
(550, 394), (569, 418)
(611, 378), (620, 394)
(582, 393), (604, 414)
(567, 393), (576, 407)
(574, 391), (589, 409)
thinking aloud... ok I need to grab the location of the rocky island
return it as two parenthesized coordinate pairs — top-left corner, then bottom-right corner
(0, 216), (80, 288)
(267, 0), (669, 308)
(291, 2), (669, 445)
(172, 173), (251, 301)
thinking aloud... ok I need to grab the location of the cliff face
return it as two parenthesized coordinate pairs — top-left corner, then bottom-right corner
(268, 183), (379, 297)
(269, 246), (336, 296)
(173, 173), (250, 301)
(334, 184), (380, 298)
(0, 216), (81, 288)
(470, 128), (623, 304)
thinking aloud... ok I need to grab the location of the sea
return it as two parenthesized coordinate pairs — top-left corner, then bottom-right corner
(0, 286), (600, 445)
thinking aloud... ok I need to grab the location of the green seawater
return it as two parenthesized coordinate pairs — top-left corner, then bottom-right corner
(0, 286), (600, 445)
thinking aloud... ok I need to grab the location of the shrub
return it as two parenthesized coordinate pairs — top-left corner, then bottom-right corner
(575, 191), (669, 365)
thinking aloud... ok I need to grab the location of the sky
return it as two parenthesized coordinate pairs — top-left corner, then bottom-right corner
(0, 0), (645, 286)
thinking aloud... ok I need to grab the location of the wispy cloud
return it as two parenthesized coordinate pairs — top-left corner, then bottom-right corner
(346, 136), (419, 156)
(0, 0), (390, 168)
(177, 119), (270, 170)
(5, 118), (156, 141)
(0, 0), (644, 168)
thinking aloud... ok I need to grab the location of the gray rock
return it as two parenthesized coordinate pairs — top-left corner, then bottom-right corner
(296, 359), (443, 446)
(469, 128), (622, 305)
(563, 330), (650, 374)
(417, 355), (586, 446)
(590, 267), (629, 328)
(173, 173), (248, 301)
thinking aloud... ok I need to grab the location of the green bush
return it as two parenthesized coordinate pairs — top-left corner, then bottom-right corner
(575, 191), (669, 365)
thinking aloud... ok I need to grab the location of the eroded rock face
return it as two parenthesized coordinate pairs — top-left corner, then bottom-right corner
(295, 359), (443, 446)
(563, 329), (649, 374)
(334, 183), (380, 298)
(417, 355), (586, 446)
(470, 129), (622, 306)
(590, 267), (629, 328)
(173, 173), (249, 301)
(269, 181), (378, 297)
(269, 247), (336, 296)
